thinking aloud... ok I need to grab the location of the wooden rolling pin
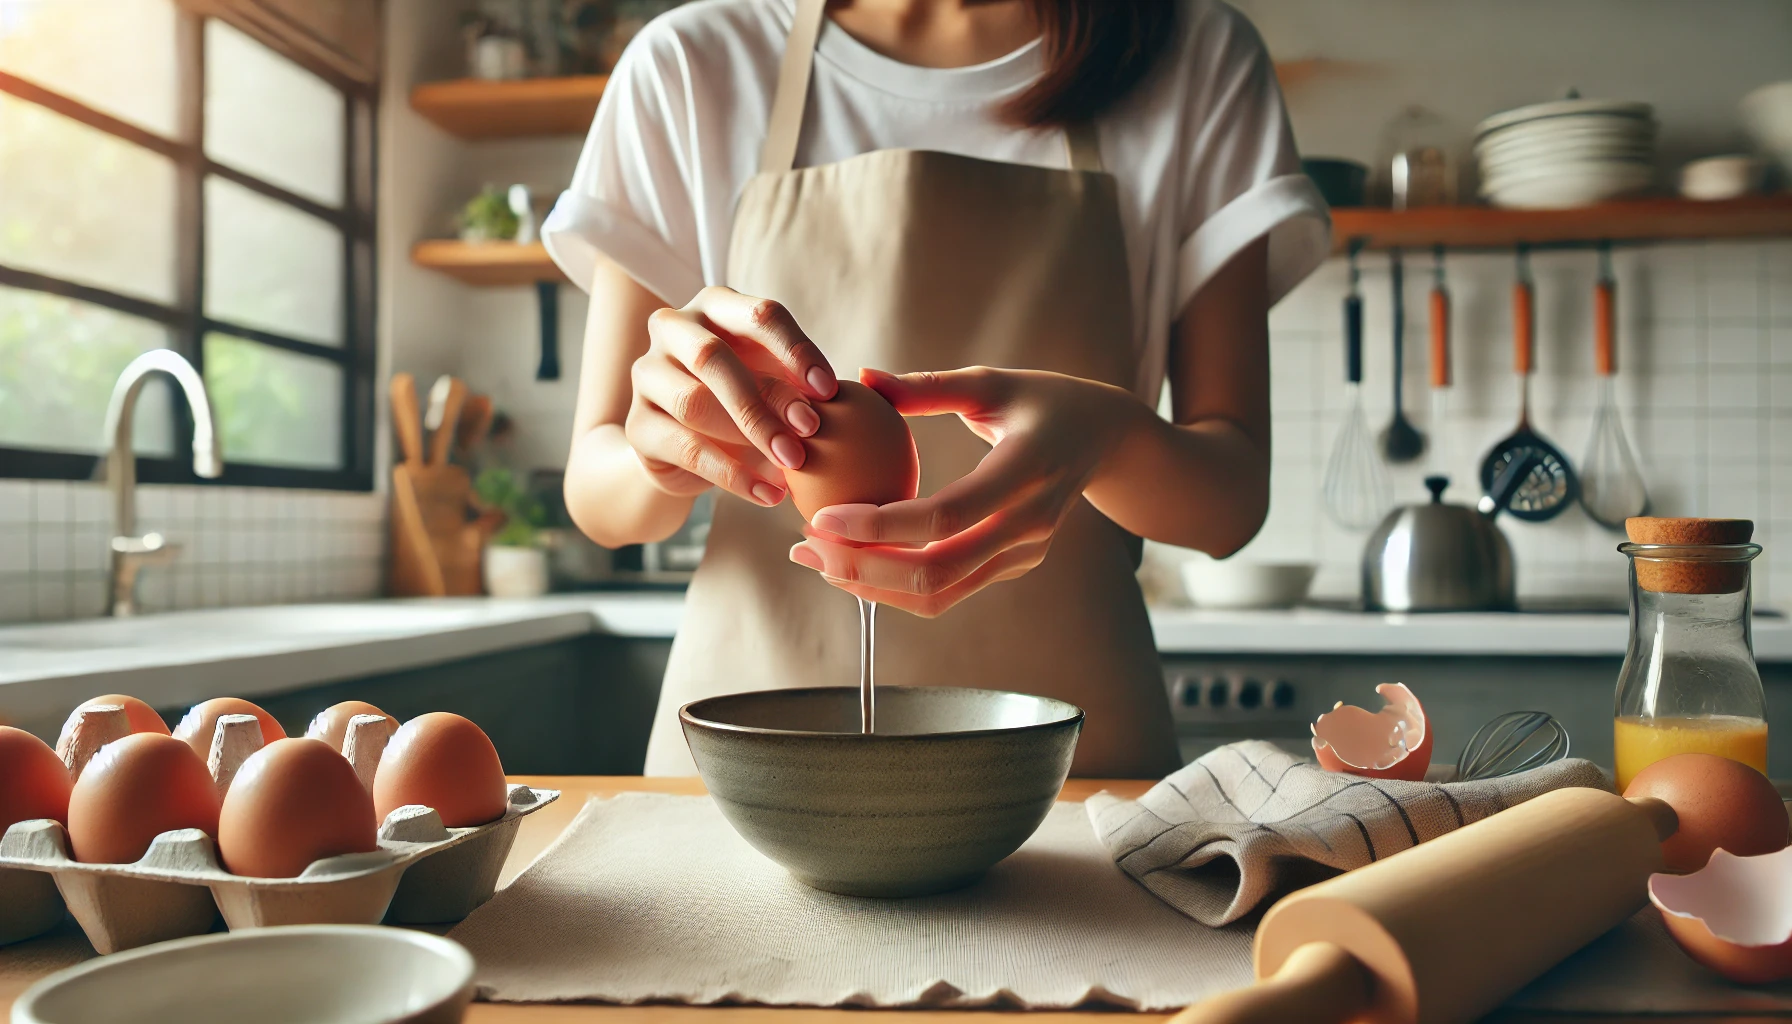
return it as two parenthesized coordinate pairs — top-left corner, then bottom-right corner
(1170, 786), (1675, 1024)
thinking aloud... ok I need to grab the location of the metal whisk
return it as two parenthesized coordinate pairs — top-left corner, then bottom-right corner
(1322, 243), (1391, 530)
(1456, 711), (1570, 781)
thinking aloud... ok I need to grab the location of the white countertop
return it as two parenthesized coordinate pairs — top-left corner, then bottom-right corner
(2, 595), (1787, 731)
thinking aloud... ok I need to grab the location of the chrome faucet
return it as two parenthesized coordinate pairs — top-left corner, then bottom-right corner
(101, 350), (223, 616)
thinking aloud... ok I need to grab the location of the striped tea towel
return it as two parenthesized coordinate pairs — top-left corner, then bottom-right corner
(1086, 739), (1610, 926)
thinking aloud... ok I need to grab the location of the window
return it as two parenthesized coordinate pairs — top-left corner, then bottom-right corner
(0, 0), (375, 489)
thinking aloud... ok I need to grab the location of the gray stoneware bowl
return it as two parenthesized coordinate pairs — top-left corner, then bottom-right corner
(680, 686), (1082, 898)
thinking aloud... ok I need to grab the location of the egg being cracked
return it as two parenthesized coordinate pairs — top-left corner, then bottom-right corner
(785, 380), (920, 523)
(219, 738), (378, 878)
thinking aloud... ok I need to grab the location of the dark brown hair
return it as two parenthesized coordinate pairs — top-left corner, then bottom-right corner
(1002, 1), (1177, 127)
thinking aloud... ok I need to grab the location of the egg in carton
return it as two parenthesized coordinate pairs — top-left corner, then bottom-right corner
(0, 704), (557, 953)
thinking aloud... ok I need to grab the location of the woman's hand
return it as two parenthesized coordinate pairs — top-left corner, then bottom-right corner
(626, 286), (839, 507)
(788, 367), (1150, 617)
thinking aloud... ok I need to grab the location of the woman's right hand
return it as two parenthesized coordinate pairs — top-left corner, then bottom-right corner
(625, 286), (838, 507)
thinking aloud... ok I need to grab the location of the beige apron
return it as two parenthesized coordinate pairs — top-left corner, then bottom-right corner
(642, 0), (1179, 778)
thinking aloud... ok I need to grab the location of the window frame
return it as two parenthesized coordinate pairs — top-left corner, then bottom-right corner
(0, 5), (377, 491)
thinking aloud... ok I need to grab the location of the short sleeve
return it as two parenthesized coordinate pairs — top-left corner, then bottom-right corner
(542, 21), (709, 304)
(1173, 4), (1330, 312)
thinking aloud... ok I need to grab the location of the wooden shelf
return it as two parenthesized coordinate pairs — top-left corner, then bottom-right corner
(410, 240), (568, 287)
(410, 75), (607, 139)
(1331, 195), (1792, 252)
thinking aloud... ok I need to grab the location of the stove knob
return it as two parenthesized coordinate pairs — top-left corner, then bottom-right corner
(1237, 678), (1263, 710)
(1271, 680), (1296, 710)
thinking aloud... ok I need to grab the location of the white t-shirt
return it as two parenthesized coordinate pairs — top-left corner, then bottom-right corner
(544, 0), (1330, 400)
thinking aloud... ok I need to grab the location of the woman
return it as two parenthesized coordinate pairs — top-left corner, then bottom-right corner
(548, 0), (1328, 778)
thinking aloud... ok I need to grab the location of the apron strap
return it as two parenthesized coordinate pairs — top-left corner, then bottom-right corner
(761, 0), (830, 175)
(1063, 120), (1104, 173)
(762, 0), (1105, 176)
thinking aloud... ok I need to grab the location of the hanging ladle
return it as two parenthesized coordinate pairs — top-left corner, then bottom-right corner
(1579, 242), (1648, 530)
(1380, 248), (1426, 464)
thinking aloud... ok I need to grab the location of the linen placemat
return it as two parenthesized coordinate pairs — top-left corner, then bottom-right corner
(1087, 739), (1611, 926)
(448, 792), (1251, 1010)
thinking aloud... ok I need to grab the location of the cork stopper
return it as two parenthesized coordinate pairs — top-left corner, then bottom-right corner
(1625, 518), (1756, 594)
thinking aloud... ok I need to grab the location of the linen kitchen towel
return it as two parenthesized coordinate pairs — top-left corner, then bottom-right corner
(1088, 739), (1609, 926)
(449, 792), (1253, 1010)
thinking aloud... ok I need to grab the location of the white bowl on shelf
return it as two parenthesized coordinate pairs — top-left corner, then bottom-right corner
(1179, 559), (1317, 610)
(1680, 155), (1767, 200)
(1742, 80), (1792, 176)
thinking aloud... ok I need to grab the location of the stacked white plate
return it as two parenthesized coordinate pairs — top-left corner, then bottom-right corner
(1475, 98), (1656, 209)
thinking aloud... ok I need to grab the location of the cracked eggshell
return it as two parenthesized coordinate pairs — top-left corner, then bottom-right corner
(1651, 846), (1792, 984)
(1311, 682), (1432, 782)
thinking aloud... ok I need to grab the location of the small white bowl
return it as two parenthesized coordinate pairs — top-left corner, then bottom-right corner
(1179, 559), (1317, 610)
(1679, 155), (1768, 200)
(12, 925), (475, 1024)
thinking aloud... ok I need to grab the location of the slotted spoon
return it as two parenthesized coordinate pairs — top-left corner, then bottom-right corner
(1323, 244), (1391, 530)
(1478, 246), (1578, 522)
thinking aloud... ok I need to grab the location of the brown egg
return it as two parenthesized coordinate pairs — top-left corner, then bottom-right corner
(305, 701), (397, 752)
(373, 713), (506, 827)
(785, 380), (920, 522)
(0, 727), (73, 829)
(71, 695), (169, 736)
(174, 697), (286, 759)
(219, 738), (378, 878)
(68, 733), (220, 863)
(1624, 753), (1789, 873)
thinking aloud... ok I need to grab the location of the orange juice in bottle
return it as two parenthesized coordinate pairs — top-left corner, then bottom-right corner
(1613, 519), (1766, 791)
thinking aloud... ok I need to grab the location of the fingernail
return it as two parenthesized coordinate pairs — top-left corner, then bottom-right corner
(770, 434), (804, 470)
(786, 403), (820, 437)
(807, 367), (836, 398)
(812, 513), (847, 536)
(751, 482), (784, 506)
(789, 544), (824, 571)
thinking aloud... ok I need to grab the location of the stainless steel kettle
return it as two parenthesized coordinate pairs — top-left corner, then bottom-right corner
(1362, 453), (1539, 611)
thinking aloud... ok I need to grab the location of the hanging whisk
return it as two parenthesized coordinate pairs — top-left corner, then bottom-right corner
(1323, 242), (1392, 530)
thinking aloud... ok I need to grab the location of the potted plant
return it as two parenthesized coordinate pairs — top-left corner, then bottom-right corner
(457, 185), (521, 244)
(474, 467), (551, 598)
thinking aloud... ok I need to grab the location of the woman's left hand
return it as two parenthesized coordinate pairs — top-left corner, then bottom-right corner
(788, 366), (1147, 617)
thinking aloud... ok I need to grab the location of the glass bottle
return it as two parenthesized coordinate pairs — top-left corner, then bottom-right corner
(1613, 535), (1766, 791)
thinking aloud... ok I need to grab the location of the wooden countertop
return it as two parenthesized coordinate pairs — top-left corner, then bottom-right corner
(0, 777), (1758, 1023)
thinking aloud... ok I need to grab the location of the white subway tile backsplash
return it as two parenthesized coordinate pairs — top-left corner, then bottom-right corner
(0, 484), (384, 623)
(1208, 239), (1792, 611)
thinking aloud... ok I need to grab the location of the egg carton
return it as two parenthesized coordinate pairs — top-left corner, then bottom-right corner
(0, 704), (557, 953)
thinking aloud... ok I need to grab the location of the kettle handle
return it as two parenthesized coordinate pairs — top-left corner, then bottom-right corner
(1477, 448), (1543, 519)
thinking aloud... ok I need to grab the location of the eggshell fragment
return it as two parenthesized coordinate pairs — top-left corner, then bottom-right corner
(374, 713), (506, 827)
(785, 380), (920, 522)
(219, 738), (378, 878)
(305, 700), (396, 752)
(1311, 682), (1432, 782)
(1624, 753), (1789, 873)
(1651, 846), (1792, 984)
(0, 726), (73, 829)
(174, 698), (286, 760)
(67, 733), (220, 864)
(61, 694), (169, 740)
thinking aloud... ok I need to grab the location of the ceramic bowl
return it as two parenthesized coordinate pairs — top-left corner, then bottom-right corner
(1179, 558), (1317, 610)
(12, 925), (475, 1024)
(681, 686), (1082, 898)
